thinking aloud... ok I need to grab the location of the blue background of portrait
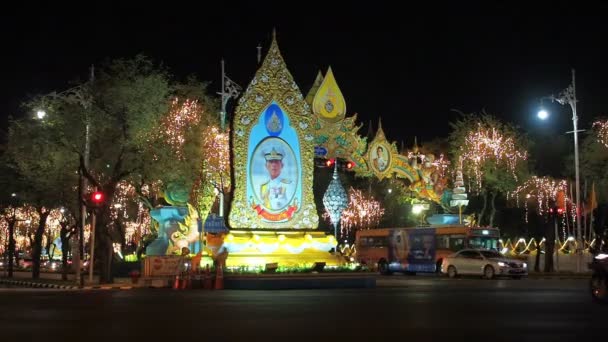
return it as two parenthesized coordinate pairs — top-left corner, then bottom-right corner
(246, 101), (303, 222)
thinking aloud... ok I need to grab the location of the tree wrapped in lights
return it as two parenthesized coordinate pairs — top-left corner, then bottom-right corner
(193, 125), (231, 221)
(508, 176), (569, 273)
(509, 176), (569, 219)
(157, 97), (202, 160)
(449, 113), (529, 227)
(592, 119), (608, 149)
(16, 56), (217, 283)
(324, 186), (384, 237)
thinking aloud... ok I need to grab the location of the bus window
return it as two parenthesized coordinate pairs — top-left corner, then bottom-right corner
(449, 235), (465, 251)
(468, 237), (499, 250)
(360, 237), (388, 248)
(437, 235), (449, 249)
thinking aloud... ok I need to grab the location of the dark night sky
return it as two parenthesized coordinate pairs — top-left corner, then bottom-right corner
(2, 2), (608, 151)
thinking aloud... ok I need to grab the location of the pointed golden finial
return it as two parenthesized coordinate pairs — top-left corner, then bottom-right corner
(305, 70), (324, 106)
(312, 65), (346, 121)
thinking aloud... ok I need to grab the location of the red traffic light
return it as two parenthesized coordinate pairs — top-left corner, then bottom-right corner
(346, 161), (354, 170)
(91, 191), (104, 204)
(325, 159), (334, 167)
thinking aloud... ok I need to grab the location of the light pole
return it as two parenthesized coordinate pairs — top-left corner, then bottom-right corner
(216, 60), (241, 217)
(36, 65), (94, 286)
(538, 68), (584, 272)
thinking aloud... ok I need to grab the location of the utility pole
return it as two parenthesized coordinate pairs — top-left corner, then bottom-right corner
(76, 65), (94, 287)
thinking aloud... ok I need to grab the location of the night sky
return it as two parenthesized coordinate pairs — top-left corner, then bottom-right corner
(3, 2), (608, 153)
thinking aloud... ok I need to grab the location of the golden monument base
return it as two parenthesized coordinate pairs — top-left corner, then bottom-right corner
(221, 230), (346, 271)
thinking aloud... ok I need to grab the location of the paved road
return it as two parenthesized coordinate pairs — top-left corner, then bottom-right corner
(1, 277), (606, 341)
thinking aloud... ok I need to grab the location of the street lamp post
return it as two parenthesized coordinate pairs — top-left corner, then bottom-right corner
(538, 68), (584, 272)
(37, 66), (94, 286)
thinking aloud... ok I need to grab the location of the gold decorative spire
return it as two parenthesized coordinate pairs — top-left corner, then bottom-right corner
(229, 32), (317, 230)
(312, 66), (346, 122)
(376, 117), (386, 140)
(305, 71), (324, 106)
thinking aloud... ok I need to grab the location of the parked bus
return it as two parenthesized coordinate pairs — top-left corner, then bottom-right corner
(355, 225), (500, 275)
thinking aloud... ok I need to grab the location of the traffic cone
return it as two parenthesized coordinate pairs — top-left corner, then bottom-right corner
(173, 275), (180, 289)
(214, 264), (224, 290)
(182, 273), (191, 289)
(203, 265), (212, 290)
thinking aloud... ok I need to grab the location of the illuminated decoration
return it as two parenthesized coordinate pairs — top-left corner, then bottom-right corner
(124, 203), (151, 245)
(509, 176), (571, 230)
(499, 236), (597, 255)
(146, 201), (201, 256)
(44, 208), (65, 257)
(158, 97), (203, 160)
(366, 121), (396, 180)
(309, 68), (368, 171)
(0, 220), (7, 254)
(509, 176), (569, 215)
(351, 121), (451, 205)
(412, 202), (430, 215)
(326, 187), (384, 235)
(592, 119), (608, 148)
(312, 66), (346, 123)
(222, 230), (339, 268)
(405, 139), (451, 205)
(458, 122), (527, 192)
(304, 71), (324, 106)
(307, 70), (451, 205)
(193, 125), (231, 222)
(228, 33), (317, 229)
(449, 168), (469, 221)
(220, 33), (344, 270)
(450, 168), (469, 206)
(109, 181), (153, 246)
(322, 164), (349, 238)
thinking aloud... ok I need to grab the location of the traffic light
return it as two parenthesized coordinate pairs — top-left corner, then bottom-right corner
(345, 161), (354, 170)
(325, 158), (335, 167)
(86, 191), (105, 208)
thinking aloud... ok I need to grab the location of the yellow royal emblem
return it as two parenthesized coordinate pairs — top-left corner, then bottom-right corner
(312, 67), (346, 122)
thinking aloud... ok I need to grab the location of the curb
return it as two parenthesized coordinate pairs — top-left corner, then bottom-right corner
(526, 273), (590, 280)
(0, 278), (79, 289)
(0, 278), (133, 290)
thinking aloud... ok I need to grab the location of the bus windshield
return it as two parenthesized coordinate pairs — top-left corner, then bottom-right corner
(468, 236), (499, 250)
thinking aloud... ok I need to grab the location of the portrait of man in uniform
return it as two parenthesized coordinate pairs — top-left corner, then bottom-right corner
(251, 138), (298, 213)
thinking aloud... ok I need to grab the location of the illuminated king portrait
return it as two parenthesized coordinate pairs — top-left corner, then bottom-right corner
(366, 120), (395, 180)
(248, 104), (300, 220)
(228, 34), (318, 229)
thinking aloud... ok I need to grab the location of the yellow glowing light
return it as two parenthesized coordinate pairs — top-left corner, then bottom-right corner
(278, 234), (286, 242)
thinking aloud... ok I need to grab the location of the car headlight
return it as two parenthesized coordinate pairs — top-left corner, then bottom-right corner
(498, 262), (507, 267)
(595, 254), (608, 260)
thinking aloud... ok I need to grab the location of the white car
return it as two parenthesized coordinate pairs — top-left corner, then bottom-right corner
(441, 249), (528, 279)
